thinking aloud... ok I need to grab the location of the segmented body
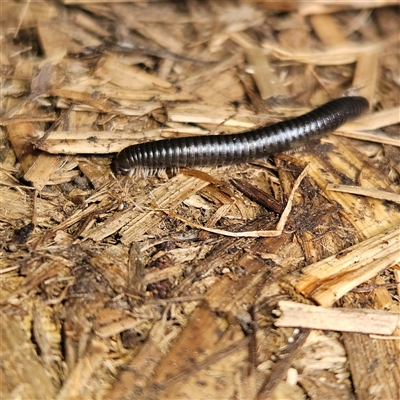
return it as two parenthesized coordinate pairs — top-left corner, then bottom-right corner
(115, 96), (369, 175)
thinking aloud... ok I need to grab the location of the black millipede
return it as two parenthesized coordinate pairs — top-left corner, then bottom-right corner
(115, 96), (369, 176)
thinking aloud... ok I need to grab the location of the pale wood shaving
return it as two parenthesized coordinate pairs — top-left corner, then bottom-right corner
(309, 14), (349, 46)
(276, 300), (400, 335)
(37, 22), (73, 59)
(333, 129), (400, 146)
(95, 55), (172, 90)
(0, 187), (32, 220)
(95, 317), (148, 339)
(179, 53), (244, 93)
(50, 88), (111, 112)
(340, 106), (400, 130)
(229, 31), (288, 99)
(369, 334), (400, 340)
(144, 265), (184, 286)
(245, 47), (289, 99)
(353, 51), (379, 102)
(299, 0), (399, 15)
(24, 153), (75, 190)
(286, 224), (400, 306)
(262, 36), (398, 65)
(57, 85), (196, 102)
(167, 103), (256, 128)
(326, 184), (400, 204)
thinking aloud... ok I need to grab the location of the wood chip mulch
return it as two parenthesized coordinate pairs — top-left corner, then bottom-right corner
(1, 1), (399, 399)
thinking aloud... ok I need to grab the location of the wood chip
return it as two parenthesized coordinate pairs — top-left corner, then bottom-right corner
(286, 224), (400, 306)
(326, 184), (400, 204)
(2, 3), (400, 400)
(276, 300), (400, 335)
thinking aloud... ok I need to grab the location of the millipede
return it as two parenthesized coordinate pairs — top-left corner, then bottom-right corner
(115, 96), (369, 176)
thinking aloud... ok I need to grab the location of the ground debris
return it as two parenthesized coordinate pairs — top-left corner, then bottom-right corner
(1, 1), (399, 399)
